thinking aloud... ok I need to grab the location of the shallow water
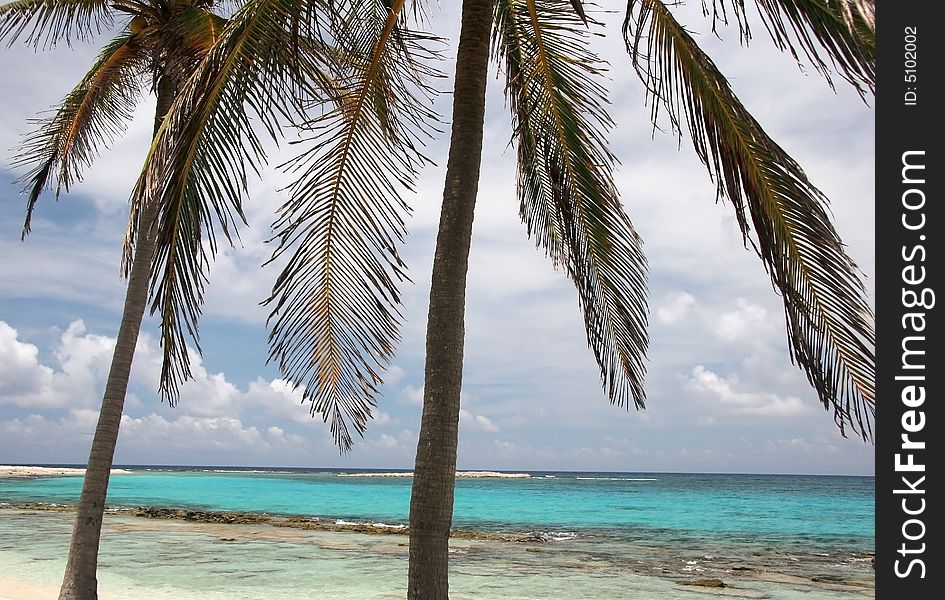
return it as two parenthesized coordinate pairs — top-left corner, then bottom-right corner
(0, 509), (872, 599)
(0, 469), (874, 599)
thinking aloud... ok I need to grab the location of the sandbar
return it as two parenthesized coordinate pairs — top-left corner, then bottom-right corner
(0, 465), (132, 478)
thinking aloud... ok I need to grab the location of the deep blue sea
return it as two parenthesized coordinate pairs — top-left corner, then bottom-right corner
(0, 467), (875, 599)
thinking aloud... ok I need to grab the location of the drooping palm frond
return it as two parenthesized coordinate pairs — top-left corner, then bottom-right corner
(130, 0), (338, 401)
(267, 0), (440, 450)
(624, 0), (874, 439)
(495, 0), (649, 410)
(0, 0), (111, 47)
(14, 30), (146, 237)
(698, 0), (874, 94)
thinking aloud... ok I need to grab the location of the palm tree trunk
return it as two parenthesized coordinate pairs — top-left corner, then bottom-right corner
(406, 1), (493, 598)
(58, 73), (177, 600)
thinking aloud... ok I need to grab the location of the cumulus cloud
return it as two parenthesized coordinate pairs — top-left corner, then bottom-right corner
(385, 365), (407, 387)
(656, 291), (696, 325)
(0, 410), (104, 462)
(395, 386), (496, 432)
(0, 320), (250, 417)
(398, 384), (424, 406)
(459, 409), (499, 433)
(0, 321), (434, 465)
(711, 299), (770, 342)
(0, 320), (115, 409)
(366, 428), (414, 450)
(111, 412), (327, 465)
(119, 414), (269, 453)
(372, 411), (395, 427)
(0, 322), (54, 404)
(686, 365), (813, 418)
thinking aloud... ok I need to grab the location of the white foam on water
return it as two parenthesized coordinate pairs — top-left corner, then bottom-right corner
(575, 477), (658, 481)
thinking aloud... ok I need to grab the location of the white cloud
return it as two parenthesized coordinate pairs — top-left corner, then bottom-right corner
(245, 377), (328, 426)
(119, 414), (268, 453)
(398, 384), (424, 406)
(0, 322), (55, 404)
(459, 409), (499, 433)
(711, 299), (769, 342)
(0, 410), (102, 462)
(686, 365), (813, 418)
(656, 291), (696, 324)
(356, 429), (418, 462)
(372, 411), (395, 427)
(0, 320), (115, 409)
(384, 365), (407, 387)
(373, 434), (401, 450)
(55, 321), (118, 397)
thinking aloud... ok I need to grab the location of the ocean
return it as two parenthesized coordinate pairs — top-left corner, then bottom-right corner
(0, 467), (874, 599)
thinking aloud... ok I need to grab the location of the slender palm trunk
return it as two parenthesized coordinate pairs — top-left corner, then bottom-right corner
(406, 1), (493, 598)
(58, 74), (176, 600)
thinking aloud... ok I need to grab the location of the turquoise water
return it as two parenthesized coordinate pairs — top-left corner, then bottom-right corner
(0, 468), (875, 599)
(0, 468), (874, 538)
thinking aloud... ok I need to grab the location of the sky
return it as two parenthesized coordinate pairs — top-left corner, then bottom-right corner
(0, 3), (875, 475)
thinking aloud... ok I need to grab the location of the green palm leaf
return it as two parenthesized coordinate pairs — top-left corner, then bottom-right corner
(15, 30), (146, 237)
(495, 0), (649, 410)
(624, 0), (874, 439)
(267, 0), (440, 450)
(130, 0), (337, 400)
(0, 0), (111, 47)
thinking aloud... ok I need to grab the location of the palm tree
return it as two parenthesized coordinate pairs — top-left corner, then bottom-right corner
(135, 1), (874, 597)
(1, 1), (251, 597)
(405, 2), (495, 594)
(404, 0), (875, 597)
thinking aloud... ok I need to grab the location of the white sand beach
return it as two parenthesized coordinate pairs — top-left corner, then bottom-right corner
(0, 465), (132, 478)
(0, 576), (125, 600)
(0, 576), (59, 600)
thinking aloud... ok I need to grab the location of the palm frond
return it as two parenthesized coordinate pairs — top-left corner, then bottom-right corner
(266, 0), (440, 450)
(0, 0), (111, 47)
(161, 4), (228, 63)
(624, 0), (874, 439)
(698, 0), (874, 94)
(15, 30), (146, 237)
(566, 0), (587, 24)
(130, 0), (338, 402)
(495, 0), (649, 410)
(845, 0), (873, 33)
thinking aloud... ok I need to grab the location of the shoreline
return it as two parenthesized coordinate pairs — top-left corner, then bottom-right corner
(0, 465), (132, 478)
(0, 465), (531, 479)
